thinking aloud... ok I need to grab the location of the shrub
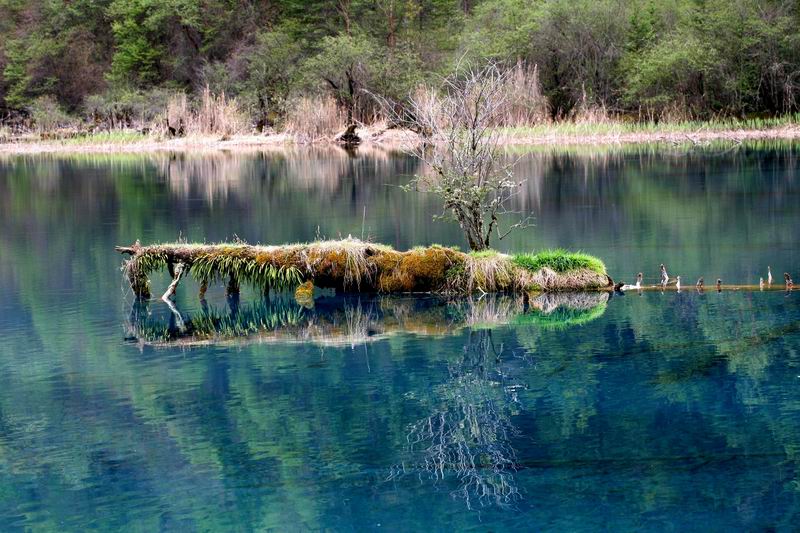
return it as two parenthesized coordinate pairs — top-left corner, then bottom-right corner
(623, 33), (719, 118)
(28, 96), (74, 133)
(84, 88), (171, 130)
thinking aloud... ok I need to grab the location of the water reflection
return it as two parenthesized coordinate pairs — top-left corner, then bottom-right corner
(2, 141), (798, 279)
(126, 292), (609, 348)
(124, 292), (612, 512)
(3, 144), (800, 529)
(390, 328), (524, 510)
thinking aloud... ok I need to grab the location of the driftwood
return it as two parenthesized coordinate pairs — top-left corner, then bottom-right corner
(116, 239), (613, 300)
(334, 124), (360, 145)
(622, 283), (793, 292)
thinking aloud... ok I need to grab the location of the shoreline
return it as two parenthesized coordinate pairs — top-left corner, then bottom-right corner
(3, 124), (800, 154)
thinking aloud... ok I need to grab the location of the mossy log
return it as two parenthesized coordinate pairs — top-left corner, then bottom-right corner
(116, 238), (613, 299)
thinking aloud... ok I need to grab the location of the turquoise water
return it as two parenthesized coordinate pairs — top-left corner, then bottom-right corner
(2, 144), (800, 530)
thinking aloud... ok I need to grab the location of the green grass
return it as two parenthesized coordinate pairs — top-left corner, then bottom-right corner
(468, 249), (502, 259)
(500, 113), (800, 138)
(512, 249), (606, 274)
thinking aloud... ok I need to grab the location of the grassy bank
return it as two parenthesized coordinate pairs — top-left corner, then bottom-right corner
(117, 239), (611, 300)
(4, 115), (800, 154)
(498, 114), (800, 146)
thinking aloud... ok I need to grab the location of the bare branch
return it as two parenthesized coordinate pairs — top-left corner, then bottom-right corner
(372, 61), (532, 250)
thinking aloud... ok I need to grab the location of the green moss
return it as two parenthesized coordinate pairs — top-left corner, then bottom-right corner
(512, 249), (606, 275)
(468, 249), (501, 259)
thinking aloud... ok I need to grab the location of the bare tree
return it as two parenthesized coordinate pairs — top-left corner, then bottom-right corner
(389, 62), (532, 251)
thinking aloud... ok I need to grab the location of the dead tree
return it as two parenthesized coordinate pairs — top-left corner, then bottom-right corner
(382, 62), (533, 251)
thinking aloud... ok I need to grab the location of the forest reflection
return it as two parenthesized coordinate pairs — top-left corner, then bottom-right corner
(5, 140), (799, 212)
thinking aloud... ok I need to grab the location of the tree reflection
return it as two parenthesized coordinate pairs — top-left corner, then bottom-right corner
(391, 329), (524, 510)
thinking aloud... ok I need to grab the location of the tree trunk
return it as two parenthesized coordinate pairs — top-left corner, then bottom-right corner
(346, 71), (356, 125)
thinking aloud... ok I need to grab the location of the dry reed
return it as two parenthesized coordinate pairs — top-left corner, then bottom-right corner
(284, 95), (346, 142)
(164, 87), (248, 136)
(497, 62), (549, 126)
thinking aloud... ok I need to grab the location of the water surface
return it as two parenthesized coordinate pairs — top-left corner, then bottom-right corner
(1, 143), (800, 530)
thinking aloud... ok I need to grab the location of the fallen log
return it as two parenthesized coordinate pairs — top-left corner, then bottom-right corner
(116, 238), (613, 299)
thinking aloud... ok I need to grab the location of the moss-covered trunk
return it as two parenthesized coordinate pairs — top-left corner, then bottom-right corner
(116, 239), (613, 299)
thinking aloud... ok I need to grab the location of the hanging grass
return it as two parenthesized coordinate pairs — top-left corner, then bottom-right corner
(189, 249), (302, 291)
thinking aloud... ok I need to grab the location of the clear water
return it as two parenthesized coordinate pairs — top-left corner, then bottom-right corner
(1, 144), (800, 531)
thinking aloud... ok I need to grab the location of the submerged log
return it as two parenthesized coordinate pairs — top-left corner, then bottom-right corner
(116, 238), (613, 298)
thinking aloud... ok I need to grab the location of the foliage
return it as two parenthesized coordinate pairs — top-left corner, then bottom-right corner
(300, 33), (380, 124)
(28, 96), (74, 132)
(3, 0), (800, 126)
(242, 28), (304, 128)
(513, 249), (606, 275)
(461, 0), (540, 61)
(623, 32), (719, 116)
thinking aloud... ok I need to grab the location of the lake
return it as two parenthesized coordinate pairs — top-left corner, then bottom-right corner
(1, 143), (800, 530)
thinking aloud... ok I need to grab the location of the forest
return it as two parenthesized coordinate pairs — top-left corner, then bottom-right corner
(2, 0), (800, 133)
